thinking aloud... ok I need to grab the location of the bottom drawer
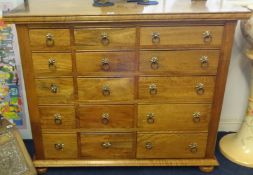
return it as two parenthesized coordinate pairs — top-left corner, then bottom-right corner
(137, 133), (208, 158)
(42, 133), (78, 159)
(80, 133), (135, 159)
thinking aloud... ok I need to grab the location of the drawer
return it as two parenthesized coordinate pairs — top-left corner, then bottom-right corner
(139, 50), (219, 75)
(40, 106), (76, 129)
(76, 52), (135, 74)
(80, 133), (135, 159)
(138, 104), (211, 131)
(140, 26), (223, 48)
(42, 133), (77, 159)
(29, 29), (70, 50)
(78, 105), (134, 128)
(35, 78), (74, 104)
(78, 78), (134, 101)
(137, 133), (208, 158)
(32, 53), (72, 77)
(138, 76), (215, 102)
(74, 28), (136, 50)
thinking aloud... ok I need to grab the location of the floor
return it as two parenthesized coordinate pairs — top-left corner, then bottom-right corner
(24, 132), (253, 175)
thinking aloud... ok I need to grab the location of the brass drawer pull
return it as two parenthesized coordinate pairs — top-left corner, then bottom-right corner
(188, 143), (198, 153)
(101, 113), (110, 125)
(152, 32), (160, 44)
(50, 84), (58, 93)
(54, 143), (64, 151)
(101, 58), (110, 71)
(102, 85), (110, 96)
(202, 31), (212, 43)
(48, 58), (56, 67)
(46, 33), (54, 47)
(101, 142), (112, 149)
(149, 84), (157, 95)
(147, 113), (155, 124)
(145, 142), (153, 150)
(150, 57), (159, 70)
(200, 56), (209, 67)
(101, 32), (110, 45)
(192, 112), (201, 123)
(54, 114), (62, 125)
(195, 83), (204, 95)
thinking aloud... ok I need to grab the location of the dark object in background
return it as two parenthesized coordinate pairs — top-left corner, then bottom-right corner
(93, 0), (158, 7)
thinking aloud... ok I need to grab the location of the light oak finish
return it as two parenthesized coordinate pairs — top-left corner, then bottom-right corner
(199, 166), (215, 173)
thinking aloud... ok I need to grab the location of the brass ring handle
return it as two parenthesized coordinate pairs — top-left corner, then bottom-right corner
(149, 84), (157, 95)
(101, 142), (112, 149)
(101, 58), (110, 71)
(101, 113), (110, 125)
(195, 83), (205, 95)
(202, 31), (212, 43)
(152, 32), (160, 44)
(54, 114), (62, 125)
(200, 56), (209, 67)
(188, 143), (198, 153)
(46, 33), (54, 47)
(54, 143), (64, 151)
(101, 32), (110, 45)
(48, 58), (56, 67)
(50, 84), (58, 93)
(150, 57), (159, 70)
(147, 113), (155, 124)
(145, 142), (153, 150)
(102, 85), (110, 96)
(192, 112), (201, 123)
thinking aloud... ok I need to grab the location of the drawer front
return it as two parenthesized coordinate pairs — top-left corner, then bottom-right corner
(78, 78), (134, 101)
(138, 104), (211, 131)
(139, 50), (219, 74)
(80, 133), (135, 159)
(35, 78), (74, 104)
(138, 76), (215, 102)
(32, 53), (72, 77)
(74, 28), (136, 50)
(78, 105), (134, 128)
(140, 26), (223, 48)
(42, 133), (77, 159)
(137, 133), (208, 158)
(29, 29), (70, 50)
(76, 52), (135, 74)
(40, 106), (76, 129)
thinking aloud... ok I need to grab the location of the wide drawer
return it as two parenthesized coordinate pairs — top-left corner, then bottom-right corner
(78, 105), (134, 128)
(40, 106), (76, 129)
(77, 78), (134, 101)
(74, 28), (136, 50)
(138, 104), (211, 131)
(140, 26), (223, 48)
(35, 78), (74, 104)
(138, 76), (215, 102)
(76, 52), (135, 74)
(29, 29), (70, 50)
(139, 50), (219, 75)
(80, 133), (135, 159)
(42, 133), (78, 159)
(32, 53), (72, 77)
(137, 133), (208, 158)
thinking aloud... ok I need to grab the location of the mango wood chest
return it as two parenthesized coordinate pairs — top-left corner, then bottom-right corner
(3, 0), (251, 173)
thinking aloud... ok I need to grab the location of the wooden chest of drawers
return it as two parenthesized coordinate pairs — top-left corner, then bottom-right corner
(3, 0), (251, 174)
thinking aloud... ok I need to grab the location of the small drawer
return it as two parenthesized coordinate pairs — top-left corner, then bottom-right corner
(139, 50), (219, 75)
(29, 29), (70, 50)
(78, 105), (134, 128)
(32, 53), (72, 77)
(76, 52), (135, 74)
(40, 106), (76, 129)
(77, 78), (134, 101)
(80, 133), (135, 159)
(74, 28), (136, 50)
(137, 133), (208, 158)
(35, 78), (74, 104)
(138, 104), (211, 131)
(42, 133), (78, 159)
(138, 76), (215, 102)
(140, 26), (223, 48)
